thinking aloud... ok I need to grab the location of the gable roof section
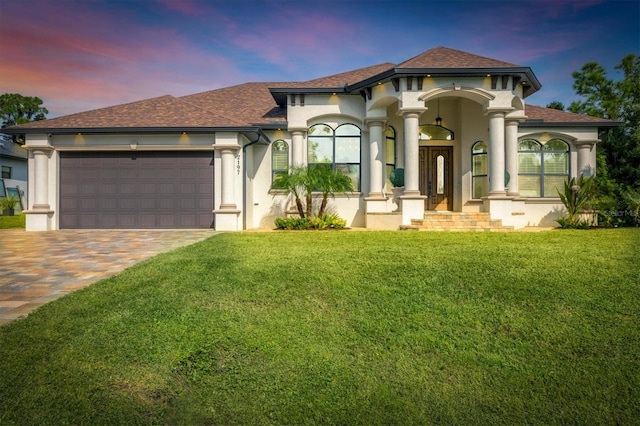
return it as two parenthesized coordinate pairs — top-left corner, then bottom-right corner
(397, 46), (520, 68)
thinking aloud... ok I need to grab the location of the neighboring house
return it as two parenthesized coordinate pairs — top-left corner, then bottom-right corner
(0, 138), (28, 211)
(4, 46), (617, 231)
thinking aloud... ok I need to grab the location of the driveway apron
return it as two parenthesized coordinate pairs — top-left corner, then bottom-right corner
(0, 229), (217, 326)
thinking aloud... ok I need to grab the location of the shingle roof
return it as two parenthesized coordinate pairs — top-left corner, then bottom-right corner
(397, 46), (520, 69)
(524, 104), (617, 124)
(180, 82), (289, 126)
(14, 95), (246, 129)
(3, 47), (616, 133)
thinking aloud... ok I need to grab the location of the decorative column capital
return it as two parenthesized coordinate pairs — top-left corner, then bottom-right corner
(574, 139), (600, 148)
(287, 127), (307, 134)
(213, 144), (241, 151)
(397, 107), (426, 118)
(365, 118), (386, 126)
(24, 145), (53, 155)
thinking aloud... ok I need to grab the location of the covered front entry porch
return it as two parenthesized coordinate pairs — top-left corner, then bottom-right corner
(363, 91), (523, 230)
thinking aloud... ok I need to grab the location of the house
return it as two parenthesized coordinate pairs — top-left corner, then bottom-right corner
(4, 46), (617, 231)
(0, 138), (28, 211)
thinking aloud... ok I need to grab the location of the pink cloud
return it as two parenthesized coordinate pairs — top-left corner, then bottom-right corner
(0, 0), (251, 116)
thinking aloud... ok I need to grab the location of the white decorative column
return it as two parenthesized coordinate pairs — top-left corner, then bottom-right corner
(575, 139), (598, 177)
(290, 128), (305, 167)
(213, 142), (241, 231)
(220, 148), (237, 209)
(367, 119), (385, 197)
(364, 119), (387, 219)
(24, 142), (54, 231)
(399, 109), (426, 225)
(488, 111), (507, 196)
(32, 148), (51, 209)
(483, 110), (515, 224)
(505, 119), (519, 196)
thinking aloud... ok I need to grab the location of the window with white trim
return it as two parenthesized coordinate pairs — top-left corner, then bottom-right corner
(518, 138), (569, 197)
(471, 141), (488, 199)
(308, 123), (361, 190)
(271, 140), (289, 182)
(385, 126), (396, 188)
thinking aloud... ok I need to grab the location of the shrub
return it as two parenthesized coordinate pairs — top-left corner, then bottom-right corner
(311, 214), (347, 230)
(274, 214), (346, 230)
(274, 217), (312, 230)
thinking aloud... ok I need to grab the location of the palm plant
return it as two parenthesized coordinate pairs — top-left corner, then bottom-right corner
(271, 165), (354, 219)
(557, 175), (595, 227)
(272, 167), (307, 217)
(312, 166), (354, 217)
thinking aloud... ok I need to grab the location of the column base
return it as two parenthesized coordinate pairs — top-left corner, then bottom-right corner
(214, 209), (241, 231)
(399, 194), (426, 225)
(24, 209), (54, 231)
(482, 196), (514, 223)
(364, 193), (388, 213)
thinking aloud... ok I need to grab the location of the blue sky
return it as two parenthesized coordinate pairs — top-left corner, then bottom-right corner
(0, 0), (638, 118)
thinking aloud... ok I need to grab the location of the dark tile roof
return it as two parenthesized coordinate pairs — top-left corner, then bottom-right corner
(4, 47), (616, 132)
(15, 95), (246, 129)
(397, 46), (520, 69)
(180, 82), (289, 126)
(524, 104), (616, 124)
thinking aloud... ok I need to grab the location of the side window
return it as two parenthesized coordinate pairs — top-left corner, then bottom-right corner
(471, 141), (488, 198)
(518, 138), (569, 197)
(385, 126), (396, 188)
(1, 166), (11, 179)
(271, 140), (289, 182)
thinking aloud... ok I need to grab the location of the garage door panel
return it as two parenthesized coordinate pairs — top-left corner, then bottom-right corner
(60, 151), (214, 229)
(100, 198), (118, 209)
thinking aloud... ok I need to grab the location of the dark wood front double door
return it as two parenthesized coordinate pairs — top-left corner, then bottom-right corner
(419, 146), (453, 211)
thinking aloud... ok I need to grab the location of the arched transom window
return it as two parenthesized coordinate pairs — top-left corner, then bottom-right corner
(518, 138), (569, 197)
(419, 124), (454, 141)
(308, 123), (361, 190)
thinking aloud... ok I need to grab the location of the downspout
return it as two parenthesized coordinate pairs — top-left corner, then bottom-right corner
(242, 134), (262, 230)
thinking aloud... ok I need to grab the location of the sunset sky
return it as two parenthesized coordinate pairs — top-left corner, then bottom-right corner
(0, 0), (638, 119)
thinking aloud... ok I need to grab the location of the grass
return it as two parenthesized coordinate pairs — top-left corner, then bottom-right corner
(0, 213), (25, 229)
(1, 229), (639, 425)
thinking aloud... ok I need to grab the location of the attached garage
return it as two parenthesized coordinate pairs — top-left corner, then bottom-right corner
(59, 151), (214, 229)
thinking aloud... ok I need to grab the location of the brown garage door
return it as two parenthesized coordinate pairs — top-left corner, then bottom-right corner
(60, 151), (214, 229)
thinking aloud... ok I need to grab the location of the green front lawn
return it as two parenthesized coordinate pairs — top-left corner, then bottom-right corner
(1, 230), (638, 424)
(0, 213), (25, 229)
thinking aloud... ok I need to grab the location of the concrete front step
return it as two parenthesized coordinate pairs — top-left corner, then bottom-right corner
(402, 212), (514, 232)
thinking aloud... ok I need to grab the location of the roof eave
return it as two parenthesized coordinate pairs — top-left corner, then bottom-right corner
(2, 126), (272, 144)
(520, 120), (621, 128)
(269, 87), (350, 106)
(346, 66), (542, 96)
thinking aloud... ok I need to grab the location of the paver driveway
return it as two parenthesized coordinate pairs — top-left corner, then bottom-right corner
(0, 229), (217, 325)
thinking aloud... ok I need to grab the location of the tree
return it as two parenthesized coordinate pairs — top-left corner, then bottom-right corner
(0, 93), (49, 128)
(271, 166), (354, 218)
(546, 101), (565, 111)
(569, 55), (640, 188)
(568, 54), (640, 225)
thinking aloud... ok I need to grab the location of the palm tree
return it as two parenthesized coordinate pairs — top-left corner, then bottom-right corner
(312, 166), (354, 217)
(272, 166), (307, 217)
(272, 165), (354, 218)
